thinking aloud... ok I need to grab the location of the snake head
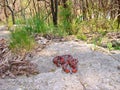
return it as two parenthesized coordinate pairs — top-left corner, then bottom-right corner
(53, 56), (61, 67)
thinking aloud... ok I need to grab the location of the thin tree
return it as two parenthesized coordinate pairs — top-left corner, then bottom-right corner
(117, 0), (120, 29)
(50, 0), (58, 26)
(5, 0), (16, 24)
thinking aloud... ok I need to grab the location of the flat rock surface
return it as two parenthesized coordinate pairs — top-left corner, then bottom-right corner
(0, 41), (120, 90)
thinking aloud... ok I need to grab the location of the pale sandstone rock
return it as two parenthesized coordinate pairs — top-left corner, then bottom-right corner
(0, 41), (120, 90)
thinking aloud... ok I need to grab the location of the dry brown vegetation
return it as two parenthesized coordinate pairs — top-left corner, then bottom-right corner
(0, 38), (39, 78)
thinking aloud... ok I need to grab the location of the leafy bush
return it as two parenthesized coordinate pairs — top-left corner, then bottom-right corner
(9, 27), (35, 53)
(25, 14), (48, 34)
(59, 1), (74, 35)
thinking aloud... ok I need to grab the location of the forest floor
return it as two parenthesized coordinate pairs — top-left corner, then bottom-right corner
(0, 26), (120, 90)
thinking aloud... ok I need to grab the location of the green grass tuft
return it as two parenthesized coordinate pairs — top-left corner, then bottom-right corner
(9, 27), (35, 53)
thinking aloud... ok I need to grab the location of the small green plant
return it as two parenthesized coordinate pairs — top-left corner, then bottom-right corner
(9, 27), (35, 53)
(23, 14), (48, 34)
(76, 30), (87, 41)
(114, 46), (120, 50)
(16, 17), (26, 24)
(107, 42), (113, 50)
(77, 34), (87, 41)
(33, 15), (48, 33)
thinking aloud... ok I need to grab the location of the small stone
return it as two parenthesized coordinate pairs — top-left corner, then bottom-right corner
(117, 66), (120, 70)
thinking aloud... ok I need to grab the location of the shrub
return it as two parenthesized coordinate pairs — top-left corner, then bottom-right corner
(9, 27), (35, 53)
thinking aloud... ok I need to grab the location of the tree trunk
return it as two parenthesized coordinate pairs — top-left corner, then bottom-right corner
(50, 0), (58, 26)
(62, 0), (67, 8)
(117, 0), (120, 29)
(5, 0), (15, 24)
(3, 0), (8, 24)
(7, 6), (15, 24)
(82, 0), (86, 20)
